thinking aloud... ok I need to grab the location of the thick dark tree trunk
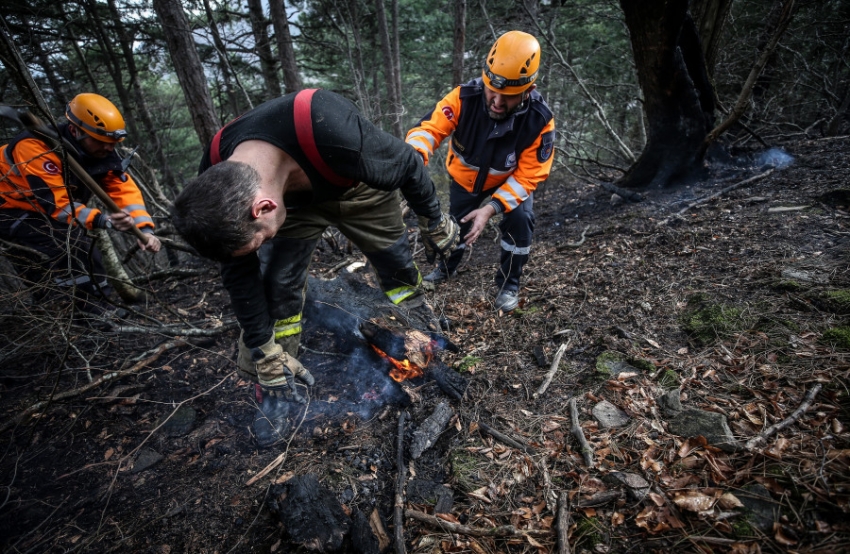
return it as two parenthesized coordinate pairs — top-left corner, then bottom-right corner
(617, 0), (714, 189)
(152, 0), (220, 146)
(269, 0), (303, 94)
(246, 0), (281, 100)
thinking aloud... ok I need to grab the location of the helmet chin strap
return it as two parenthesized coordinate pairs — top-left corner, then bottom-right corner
(68, 124), (87, 144)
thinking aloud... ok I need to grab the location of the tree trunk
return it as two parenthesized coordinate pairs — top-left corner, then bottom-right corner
(202, 0), (239, 118)
(374, 0), (402, 137)
(337, 0), (370, 117)
(31, 38), (68, 107)
(617, 0), (713, 189)
(57, 5), (100, 93)
(269, 0), (303, 94)
(246, 0), (281, 99)
(451, 0), (467, 87)
(390, 0), (402, 123)
(106, 0), (178, 194)
(152, 0), (220, 146)
(81, 0), (141, 140)
(691, 0), (733, 79)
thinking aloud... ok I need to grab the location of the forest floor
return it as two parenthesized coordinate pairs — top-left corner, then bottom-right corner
(1, 136), (849, 554)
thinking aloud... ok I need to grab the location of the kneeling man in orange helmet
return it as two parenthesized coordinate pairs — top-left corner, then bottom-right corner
(407, 30), (556, 313)
(0, 93), (161, 320)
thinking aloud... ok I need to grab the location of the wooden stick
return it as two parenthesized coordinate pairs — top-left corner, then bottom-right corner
(0, 340), (186, 434)
(574, 490), (624, 508)
(394, 411), (407, 554)
(556, 492), (571, 554)
(745, 383), (823, 451)
(534, 342), (569, 398)
(478, 421), (535, 454)
(657, 168), (774, 226)
(405, 509), (552, 538)
(568, 398), (595, 469)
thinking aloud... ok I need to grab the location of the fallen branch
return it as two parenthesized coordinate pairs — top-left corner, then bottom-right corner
(534, 341), (570, 398)
(745, 383), (823, 451)
(394, 411), (407, 554)
(556, 492), (571, 554)
(478, 421), (535, 454)
(405, 509), (552, 538)
(568, 398), (595, 469)
(0, 339), (187, 434)
(113, 322), (238, 336)
(130, 267), (211, 284)
(574, 490), (624, 508)
(657, 169), (774, 226)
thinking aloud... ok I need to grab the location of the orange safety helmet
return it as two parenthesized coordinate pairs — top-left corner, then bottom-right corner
(482, 31), (541, 95)
(65, 93), (127, 143)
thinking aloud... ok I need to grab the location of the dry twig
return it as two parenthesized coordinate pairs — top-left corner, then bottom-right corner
(534, 341), (570, 398)
(745, 383), (823, 451)
(568, 398), (595, 469)
(394, 411), (407, 554)
(405, 509), (552, 538)
(657, 168), (774, 226)
(478, 421), (535, 454)
(0, 339), (186, 434)
(557, 492), (571, 554)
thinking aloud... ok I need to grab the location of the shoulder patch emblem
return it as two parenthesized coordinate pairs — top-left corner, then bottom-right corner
(538, 130), (555, 163)
(42, 161), (60, 175)
(441, 106), (455, 121)
(505, 152), (517, 168)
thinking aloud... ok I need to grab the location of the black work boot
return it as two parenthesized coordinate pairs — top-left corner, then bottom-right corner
(252, 385), (293, 447)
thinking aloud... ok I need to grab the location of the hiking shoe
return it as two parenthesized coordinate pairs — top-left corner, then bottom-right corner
(423, 266), (454, 284)
(494, 290), (519, 313)
(252, 386), (293, 447)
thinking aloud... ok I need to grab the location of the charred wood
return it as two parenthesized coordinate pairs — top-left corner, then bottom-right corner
(410, 401), (453, 459)
(428, 360), (467, 401)
(269, 474), (350, 552)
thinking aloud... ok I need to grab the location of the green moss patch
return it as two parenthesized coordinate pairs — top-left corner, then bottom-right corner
(822, 326), (850, 349)
(681, 295), (749, 345)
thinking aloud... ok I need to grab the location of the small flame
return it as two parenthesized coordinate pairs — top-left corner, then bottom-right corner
(370, 344), (426, 382)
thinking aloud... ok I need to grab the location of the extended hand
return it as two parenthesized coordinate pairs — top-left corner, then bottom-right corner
(460, 204), (497, 246)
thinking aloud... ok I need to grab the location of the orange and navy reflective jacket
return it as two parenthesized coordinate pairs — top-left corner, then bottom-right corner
(0, 124), (154, 232)
(406, 78), (555, 213)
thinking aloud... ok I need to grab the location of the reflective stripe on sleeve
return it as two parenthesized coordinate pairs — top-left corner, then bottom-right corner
(500, 240), (531, 255)
(491, 176), (530, 211)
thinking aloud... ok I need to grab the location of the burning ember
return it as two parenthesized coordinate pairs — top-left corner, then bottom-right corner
(359, 319), (468, 400)
(370, 344), (427, 382)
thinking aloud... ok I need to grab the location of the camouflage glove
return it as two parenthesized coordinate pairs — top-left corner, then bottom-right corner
(418, 213), (460, 264)
(238, 334), (314, 403)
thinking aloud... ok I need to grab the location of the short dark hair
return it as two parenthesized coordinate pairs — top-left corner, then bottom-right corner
(171, 161), (262, 261)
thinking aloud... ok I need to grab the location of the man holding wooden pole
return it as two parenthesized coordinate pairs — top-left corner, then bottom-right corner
(0, 93), (161, 320)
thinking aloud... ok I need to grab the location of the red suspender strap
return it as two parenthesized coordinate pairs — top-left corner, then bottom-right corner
(293, 89), (356, 187)
(209, 127), (225, 165)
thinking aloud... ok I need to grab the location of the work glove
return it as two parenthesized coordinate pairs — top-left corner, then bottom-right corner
(237, 334), (314, 403)
(418, 213), (460, 264)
